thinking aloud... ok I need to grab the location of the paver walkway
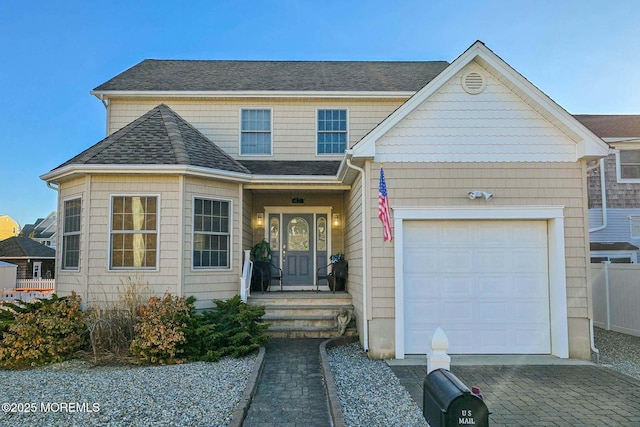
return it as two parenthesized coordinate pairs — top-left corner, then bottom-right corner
(392, 364), (640, 426)
(243, 338), (332, 427)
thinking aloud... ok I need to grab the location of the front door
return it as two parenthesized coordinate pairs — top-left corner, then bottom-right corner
(282, 214), (314, 286)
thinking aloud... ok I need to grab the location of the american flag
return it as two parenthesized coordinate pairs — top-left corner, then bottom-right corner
(378, 167), (393, 241)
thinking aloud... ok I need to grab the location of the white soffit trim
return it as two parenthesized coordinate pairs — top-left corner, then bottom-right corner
(393, 205), (569, 359)
(351, 41), (609, 161)
(91, 90), (415, 100)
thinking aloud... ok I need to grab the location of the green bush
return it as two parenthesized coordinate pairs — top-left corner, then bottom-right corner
(187, 295), (269, 362)
(129, 294), (194, 364)
(0, 293), (87, 369)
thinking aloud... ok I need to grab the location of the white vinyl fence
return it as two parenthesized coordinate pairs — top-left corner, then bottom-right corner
(591, 263), (640, 337)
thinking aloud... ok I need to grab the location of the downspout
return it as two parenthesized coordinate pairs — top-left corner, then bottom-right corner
(46, 182), (59, 191)
(587, 157), (607, 363)
(589, 158), (607, 233)
(345, 156), (369, 352)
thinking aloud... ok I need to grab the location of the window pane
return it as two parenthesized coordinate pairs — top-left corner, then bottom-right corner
(110, 196), (158, 269)
(192, 198), (230, 268)
(318, 109), (347, 154)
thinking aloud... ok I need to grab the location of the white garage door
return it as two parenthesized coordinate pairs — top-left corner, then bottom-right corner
(403, 220), (551, 354)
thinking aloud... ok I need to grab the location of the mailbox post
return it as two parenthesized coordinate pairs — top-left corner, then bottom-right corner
(423, 368), (489, 427)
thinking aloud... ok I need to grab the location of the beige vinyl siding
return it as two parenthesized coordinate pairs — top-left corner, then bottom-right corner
(344, 172), (364, 336)
(366, 161), (591, 356)
(242, 187), (254, 251)
(107, 98), (404, 161)
(60, 175), (181, 304)
(183, 177), (242, 308)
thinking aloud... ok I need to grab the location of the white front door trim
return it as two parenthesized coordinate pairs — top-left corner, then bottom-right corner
(263, 206), (333, 289)
(393, 206), (569, 359)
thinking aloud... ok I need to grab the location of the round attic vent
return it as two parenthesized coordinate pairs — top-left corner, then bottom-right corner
(462, 71), (486, 94)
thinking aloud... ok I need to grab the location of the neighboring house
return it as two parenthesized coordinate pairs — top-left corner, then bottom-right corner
(576, 115), (640, 263)
(21, 211), (58, 249)
(0, 236), (55, 280)
(0, 215), (20, 241)
(0, 261), (17, 289)
(41, 41), (609, 360)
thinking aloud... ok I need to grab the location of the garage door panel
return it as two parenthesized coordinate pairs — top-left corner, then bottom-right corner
(405, 275), (439, 298)
(477, 250), (510, 272)
(442, 224), (472, 243)
(441, 276), (473, 297)
(442, 249), (472, 271)
(404, 220), (551, 355)
(404, 248), (438, 272)
(476, 276), (511, 295)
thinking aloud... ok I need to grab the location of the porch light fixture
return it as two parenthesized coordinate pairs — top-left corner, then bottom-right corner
(256, 213), (264, 227)
(332, 213), (340, 227)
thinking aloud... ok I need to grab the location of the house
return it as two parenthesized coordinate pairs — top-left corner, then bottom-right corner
(0, 236), (55, 280)
(0, 215), (20, 241)
(575, 115), (640, 263)
(20, 211), (58, 249)
(41, 41), (609, 359)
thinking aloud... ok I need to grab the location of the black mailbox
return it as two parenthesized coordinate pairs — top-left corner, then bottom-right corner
(423, 368), (489, 427)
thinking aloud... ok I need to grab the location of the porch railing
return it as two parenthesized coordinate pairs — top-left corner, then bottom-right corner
(240, 249), (253, 302)
(1, 288), (53, 304)
(16, 278), (55, 291)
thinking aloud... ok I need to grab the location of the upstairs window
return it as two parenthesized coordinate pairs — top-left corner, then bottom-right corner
(62, 198), (81, 270)
(193, 198), (230, 269)
(617, 149), (640, 182)
(317, 109), (347, 154)
(110, 196), (158, 269)
(240, 109), (272, 155)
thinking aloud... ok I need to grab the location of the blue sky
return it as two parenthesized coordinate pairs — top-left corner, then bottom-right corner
(1, 0), (638, 228)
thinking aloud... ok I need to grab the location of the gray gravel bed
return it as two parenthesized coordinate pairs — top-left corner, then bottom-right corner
(328, 342), (427, 427)
(594, 326), (640, 380)
(0, 353), (257, 427)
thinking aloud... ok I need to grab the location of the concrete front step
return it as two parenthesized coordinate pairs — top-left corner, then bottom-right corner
(248, 291), (356, 339)
(266, 325), (357, 339)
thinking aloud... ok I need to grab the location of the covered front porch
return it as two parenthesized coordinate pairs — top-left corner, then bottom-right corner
(242, 187), (349, 292)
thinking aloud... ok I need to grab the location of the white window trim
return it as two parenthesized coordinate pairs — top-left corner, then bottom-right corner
(392, 205), (569, 359)
(316, 108), (349, 156)
(108, 194), (160, 271)
(239, 108), (273, 157)
(590, 250), (637, 264)
(191, 196), (233, 271)
(615, 148), (640, 183)
(61, 196), (82, 271)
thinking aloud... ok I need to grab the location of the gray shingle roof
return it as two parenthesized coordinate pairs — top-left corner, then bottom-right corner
(0, 237), (55, 259)
(93, 60), (450, 93)
(574, 115), (640, 138)
(52, 104), (250, 174)
(239, 161), (340, 176)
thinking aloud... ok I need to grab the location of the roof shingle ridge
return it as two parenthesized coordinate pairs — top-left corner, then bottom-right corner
(64, 106), (165, 166)
(158, 104), (190, 165)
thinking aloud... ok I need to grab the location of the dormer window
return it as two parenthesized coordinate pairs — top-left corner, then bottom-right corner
(317, 109), (347, 155)
(240, 109), (272, 155)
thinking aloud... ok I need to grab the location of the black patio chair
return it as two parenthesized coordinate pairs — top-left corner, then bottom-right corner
(316, 260), (348, 293)
(252, 261), (283, 292)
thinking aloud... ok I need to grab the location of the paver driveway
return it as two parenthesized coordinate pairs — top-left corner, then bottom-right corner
(392, 364), (640, 426)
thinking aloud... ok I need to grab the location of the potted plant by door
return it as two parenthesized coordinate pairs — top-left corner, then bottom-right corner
(251, 239), (274, 292)
(329, 253), (348, 292)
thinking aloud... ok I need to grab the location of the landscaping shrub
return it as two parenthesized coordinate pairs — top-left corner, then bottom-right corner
(84, 277), (150, 364)
(188, 295), (269, 362)
(129, 294), (194, 364)
(0, 293), (87, 369)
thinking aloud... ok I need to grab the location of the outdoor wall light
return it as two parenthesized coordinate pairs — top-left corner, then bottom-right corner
(256, 213), (264, 227)
(332, 213), (341, 227)
(468, 190), (493, 201)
